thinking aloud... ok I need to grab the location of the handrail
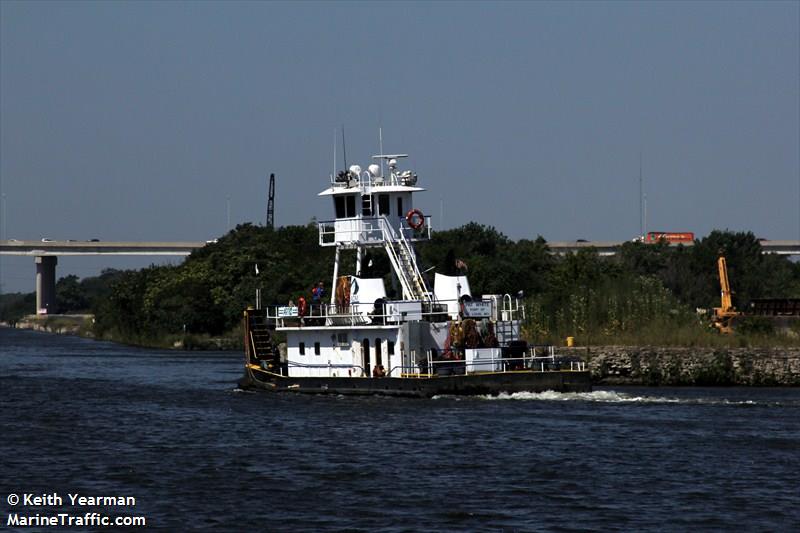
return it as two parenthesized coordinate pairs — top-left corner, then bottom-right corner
(378, 217), (416, 300)
(389, 355), (586, 377)
(280, 353), (586, 379)
(251, 297), (526, 330)
(317, 216), (432, 246)
(391, 216), (431, 303)
(287, 360), (363, 369)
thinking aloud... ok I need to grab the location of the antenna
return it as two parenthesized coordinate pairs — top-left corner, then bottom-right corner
(639, 151), (643, 239)
(643, 193), (648, 238)
(379, 127), (384, 177)
(341, 126), (348, 171)
(266, 173), (275, 229)
(333, 129), (337, 177)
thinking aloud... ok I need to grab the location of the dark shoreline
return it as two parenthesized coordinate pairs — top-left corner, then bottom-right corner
(1, 319), (242, 351)
(5, 323), (799, 386)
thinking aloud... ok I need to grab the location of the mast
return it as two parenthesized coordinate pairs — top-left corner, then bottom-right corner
(266, 173), (275, 229)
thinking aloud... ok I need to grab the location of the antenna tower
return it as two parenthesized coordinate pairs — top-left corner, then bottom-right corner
(267, 173), (275, 229)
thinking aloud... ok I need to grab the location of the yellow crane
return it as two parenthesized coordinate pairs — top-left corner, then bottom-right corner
(713, 255), (739, 334)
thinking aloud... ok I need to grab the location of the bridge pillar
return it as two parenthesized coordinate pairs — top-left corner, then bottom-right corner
(35, 256), (57, 315)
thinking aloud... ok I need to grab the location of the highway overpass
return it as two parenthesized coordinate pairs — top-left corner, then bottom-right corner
(1, 240), (206, 315)
(0, 240), (205, 256)
(2, 238), (798, 316)
(547, 240), (800, 256)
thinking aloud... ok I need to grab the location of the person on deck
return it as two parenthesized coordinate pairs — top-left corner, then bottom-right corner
(311, 281), (324, 313)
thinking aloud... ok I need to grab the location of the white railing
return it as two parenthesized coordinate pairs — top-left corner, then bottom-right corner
(424, 354), (585, 375)
(258, 300), (451, 328)
(328, 168), (418, 189)
(318, 216), (432, 246)
(252, 295), (528, 330)
(278, 355), (586, 379)
(500, 293), (526, 321)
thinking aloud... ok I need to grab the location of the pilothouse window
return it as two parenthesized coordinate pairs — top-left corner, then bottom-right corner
(378, 195), (390, 216)
(334, 195), (357, 218)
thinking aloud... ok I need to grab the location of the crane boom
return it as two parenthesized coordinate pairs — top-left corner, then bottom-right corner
(266, 173), (275, 229)
(713, 255), (739, 333)
(718, 256), (732, 311)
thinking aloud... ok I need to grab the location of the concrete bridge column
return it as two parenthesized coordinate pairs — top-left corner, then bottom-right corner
(35, 256), (57, 315)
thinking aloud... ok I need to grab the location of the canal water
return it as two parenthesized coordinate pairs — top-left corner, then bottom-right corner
(1, 327), (798, 531)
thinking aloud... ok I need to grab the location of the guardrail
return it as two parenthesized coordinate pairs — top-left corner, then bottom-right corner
(318, 216), (432, 246)
(275, 354), (586, 379)
(249, 296), (525, 328)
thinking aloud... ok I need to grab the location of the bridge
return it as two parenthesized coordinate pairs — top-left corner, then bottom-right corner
(2, 238), (798, 316)
(1, 240), (206, 315)
(546, 240), (800, 256)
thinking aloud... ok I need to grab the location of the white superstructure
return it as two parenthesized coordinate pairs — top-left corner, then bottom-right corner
(259, 153), (526, 379)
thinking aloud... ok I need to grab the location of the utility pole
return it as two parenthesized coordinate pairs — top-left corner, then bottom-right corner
(639, 151), (643, 239)
(267, 173), (275, 229)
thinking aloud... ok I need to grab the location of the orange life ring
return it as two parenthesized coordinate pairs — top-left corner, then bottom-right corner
(406, 208), (425, 230)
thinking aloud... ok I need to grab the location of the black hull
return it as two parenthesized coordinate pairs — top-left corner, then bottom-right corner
(239, 367), (592, 398)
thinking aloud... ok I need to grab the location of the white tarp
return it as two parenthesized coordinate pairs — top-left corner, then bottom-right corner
(350, 276), (387, 317)
(433, 273), (472, 318)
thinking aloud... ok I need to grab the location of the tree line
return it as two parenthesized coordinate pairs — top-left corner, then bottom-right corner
(1, 223), (798, 346)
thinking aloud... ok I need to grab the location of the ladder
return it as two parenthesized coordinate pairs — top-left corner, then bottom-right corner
(380, 217), (431, 302)
(360, 172), (373, 215)
(248, 312), (280, 369)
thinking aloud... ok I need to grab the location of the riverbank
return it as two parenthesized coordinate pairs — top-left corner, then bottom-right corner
(4, 321), (798, 385)
(5, 314), (95, 336)
(574, 346), (800, 386)
(3, 315), (242, 350)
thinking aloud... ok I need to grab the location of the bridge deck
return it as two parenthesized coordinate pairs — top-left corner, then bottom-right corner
(0, 240), (205, 256)
(1, 239), (798, 256)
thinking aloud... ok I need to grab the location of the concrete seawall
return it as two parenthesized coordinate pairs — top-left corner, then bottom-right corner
(571, 346), (800, 386)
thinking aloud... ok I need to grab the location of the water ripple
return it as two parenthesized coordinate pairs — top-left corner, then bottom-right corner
(2, 328), (799, 531)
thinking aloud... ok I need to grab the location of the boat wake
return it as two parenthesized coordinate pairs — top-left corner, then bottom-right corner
(433, 390), (793, 407)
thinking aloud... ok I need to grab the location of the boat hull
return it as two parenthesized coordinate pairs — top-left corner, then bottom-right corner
(239, 367), (592, 398)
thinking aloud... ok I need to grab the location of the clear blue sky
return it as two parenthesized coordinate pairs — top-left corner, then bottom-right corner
(1, 1), (798, 293)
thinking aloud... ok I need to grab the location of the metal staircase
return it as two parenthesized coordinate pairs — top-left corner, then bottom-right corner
(247, 311), (281, 370)
(379, 217), (431, 302)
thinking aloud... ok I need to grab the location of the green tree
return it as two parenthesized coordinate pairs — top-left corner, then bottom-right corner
(56, 275), (89, 313)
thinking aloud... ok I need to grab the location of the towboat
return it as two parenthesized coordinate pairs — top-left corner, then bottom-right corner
(239, 153), (591, 397)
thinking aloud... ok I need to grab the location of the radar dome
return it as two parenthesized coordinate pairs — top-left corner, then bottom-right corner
(349, 165), (362, 176)
(368, 164), (381, 177)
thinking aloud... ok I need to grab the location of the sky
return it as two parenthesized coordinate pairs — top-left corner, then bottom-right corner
(1, 1), (798, 293)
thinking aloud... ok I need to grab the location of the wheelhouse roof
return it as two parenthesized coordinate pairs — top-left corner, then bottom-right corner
(318, 185), (425, 196)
